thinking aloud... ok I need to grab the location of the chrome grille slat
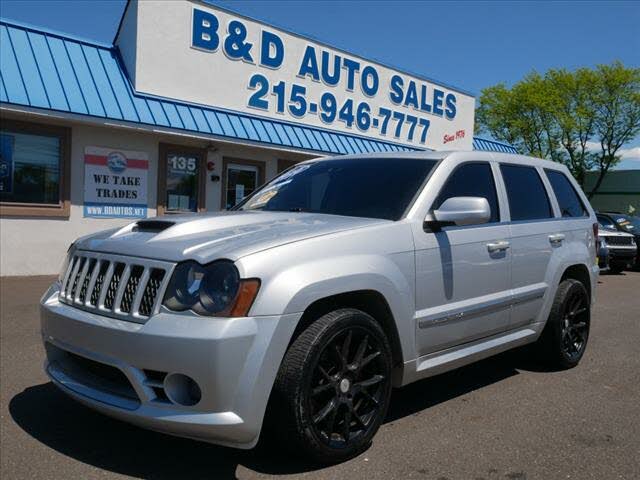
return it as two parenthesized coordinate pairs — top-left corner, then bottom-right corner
(58, 251), (174, 324)
(131, 267), (150, 316)
(138, 268), (166, 317)
(119, 265), (143, 314)
(61, 255), (77, 297)
(67, 257), (86, 300)
(74, 258), (92, 304)
(98, 262), (116, 309)
(104, 263), (125, 310)
(113, 264), (131, 313)
(84, 259), (102, 307)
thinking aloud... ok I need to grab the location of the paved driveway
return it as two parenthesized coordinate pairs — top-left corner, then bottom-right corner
(1, 273), (639, 480)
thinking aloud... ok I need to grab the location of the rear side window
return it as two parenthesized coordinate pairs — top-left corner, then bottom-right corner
(500, 164), (553, 221)
(434, 162), (500, 223)
(545, 170), (587, 217)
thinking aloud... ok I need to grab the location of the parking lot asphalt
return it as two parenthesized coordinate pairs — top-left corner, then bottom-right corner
(1, 272), (639, 480)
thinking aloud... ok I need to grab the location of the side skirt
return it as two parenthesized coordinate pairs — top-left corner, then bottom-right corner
(400, 325), (542, 386)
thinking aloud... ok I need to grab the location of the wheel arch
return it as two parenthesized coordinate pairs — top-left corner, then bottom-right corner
(560, 263), (592, 300)
(290, 290), (405, 381)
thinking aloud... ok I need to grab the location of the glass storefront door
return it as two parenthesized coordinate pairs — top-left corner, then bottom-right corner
(223, 159), (264, 209)
(158, 144), (205, 214)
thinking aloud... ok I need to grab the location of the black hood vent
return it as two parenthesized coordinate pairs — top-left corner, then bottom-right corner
(133, 220), (175, 233)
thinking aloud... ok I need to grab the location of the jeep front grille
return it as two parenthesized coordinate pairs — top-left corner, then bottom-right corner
(59, 251), (173, 323)
(604, 236), (634, 246)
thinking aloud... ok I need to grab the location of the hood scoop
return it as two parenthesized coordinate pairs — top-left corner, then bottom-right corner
(132, 220), (175, 233)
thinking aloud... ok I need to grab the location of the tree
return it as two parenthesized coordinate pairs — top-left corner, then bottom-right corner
(589, 62), (640, 198)
(544, 68), (598, 188)
(476, 62), (640, 197)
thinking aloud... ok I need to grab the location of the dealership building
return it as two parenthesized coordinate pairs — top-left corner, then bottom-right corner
(0, 0), (516, 276)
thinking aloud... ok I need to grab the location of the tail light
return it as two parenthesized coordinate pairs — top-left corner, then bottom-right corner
(593, 222), (598, 257)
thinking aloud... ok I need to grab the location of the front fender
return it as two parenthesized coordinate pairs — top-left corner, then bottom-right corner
(239, 250), (416, 363)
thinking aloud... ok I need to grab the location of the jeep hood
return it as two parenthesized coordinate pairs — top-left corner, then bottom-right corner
(76, 210), (386, 263)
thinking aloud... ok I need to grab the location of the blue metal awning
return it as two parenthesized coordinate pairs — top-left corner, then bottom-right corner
(473, 137), (518, 154)
(0, 19), (517, 155)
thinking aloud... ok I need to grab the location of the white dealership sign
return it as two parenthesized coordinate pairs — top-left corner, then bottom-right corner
(117, 0), (475, 150)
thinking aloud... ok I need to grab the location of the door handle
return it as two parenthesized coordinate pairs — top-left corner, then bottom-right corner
(549, 233), (566, 244)
(487, 241), (510, 252)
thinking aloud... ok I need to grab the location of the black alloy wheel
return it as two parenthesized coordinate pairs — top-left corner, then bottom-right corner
(306, 326), (387, 449)
(560, 287), (589, 361)
(537, 278), (591, 369)
(271, 308), (392, 463)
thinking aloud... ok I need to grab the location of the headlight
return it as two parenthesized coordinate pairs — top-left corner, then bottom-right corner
(163, 260), (260, 317)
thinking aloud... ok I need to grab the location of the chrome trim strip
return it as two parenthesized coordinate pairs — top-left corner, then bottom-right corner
(418, 286), (546, 329)
(511, 287), (547, 306)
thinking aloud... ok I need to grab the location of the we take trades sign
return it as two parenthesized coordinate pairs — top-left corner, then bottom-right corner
(116, 0), (475, 151)
(83, 146), (148, 219)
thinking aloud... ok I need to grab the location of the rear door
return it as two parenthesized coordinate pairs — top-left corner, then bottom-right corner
(414, 161), (512, 356)
(499, 164), (558, 329)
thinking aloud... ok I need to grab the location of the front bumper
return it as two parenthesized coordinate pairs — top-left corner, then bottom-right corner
(40, 283), (301, 448)
(607, 246), (637, 267)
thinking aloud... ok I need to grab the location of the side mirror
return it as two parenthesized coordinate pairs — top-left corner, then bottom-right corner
(426, 196), (491, 228)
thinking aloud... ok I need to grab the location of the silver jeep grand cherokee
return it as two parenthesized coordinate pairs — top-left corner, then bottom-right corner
(41, 151), (598, 463)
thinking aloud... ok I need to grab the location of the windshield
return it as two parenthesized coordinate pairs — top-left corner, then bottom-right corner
(236, 157), (438, 221)
(610, 214), (640, 233)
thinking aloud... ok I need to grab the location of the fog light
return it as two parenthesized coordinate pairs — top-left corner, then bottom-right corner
(163, 373), (202, 406)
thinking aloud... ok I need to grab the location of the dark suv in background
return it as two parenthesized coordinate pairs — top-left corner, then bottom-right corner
(596, 212), (640, 269)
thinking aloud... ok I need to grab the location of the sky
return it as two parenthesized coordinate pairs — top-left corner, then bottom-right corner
(1, 0), (639, 167)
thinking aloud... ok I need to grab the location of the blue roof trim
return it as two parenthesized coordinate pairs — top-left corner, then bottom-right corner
(473, 137), (518, 154)
(0, 20), (419, 156)
(0, 17), (113, 49)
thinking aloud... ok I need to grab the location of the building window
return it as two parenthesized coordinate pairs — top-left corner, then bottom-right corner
(157, 143), (206, 214)
(222, 158), (265, 209)
(0, 120), (70, 217)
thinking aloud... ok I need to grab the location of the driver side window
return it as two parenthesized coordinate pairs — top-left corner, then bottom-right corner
(434, 162), (500, 223)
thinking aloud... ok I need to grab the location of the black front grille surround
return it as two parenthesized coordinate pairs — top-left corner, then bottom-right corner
(59, 251), (174, 323)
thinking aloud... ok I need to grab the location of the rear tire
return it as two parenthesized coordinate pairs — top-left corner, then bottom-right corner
(536, 279), (590, 369)
(270, 308), (393, 464)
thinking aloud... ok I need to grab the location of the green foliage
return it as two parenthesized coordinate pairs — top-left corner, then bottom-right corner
(476, 62), (640, 197)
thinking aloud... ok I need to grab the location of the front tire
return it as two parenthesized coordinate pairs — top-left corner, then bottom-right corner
(271, 308), (393, 464)
(536, 279), (590, 369)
